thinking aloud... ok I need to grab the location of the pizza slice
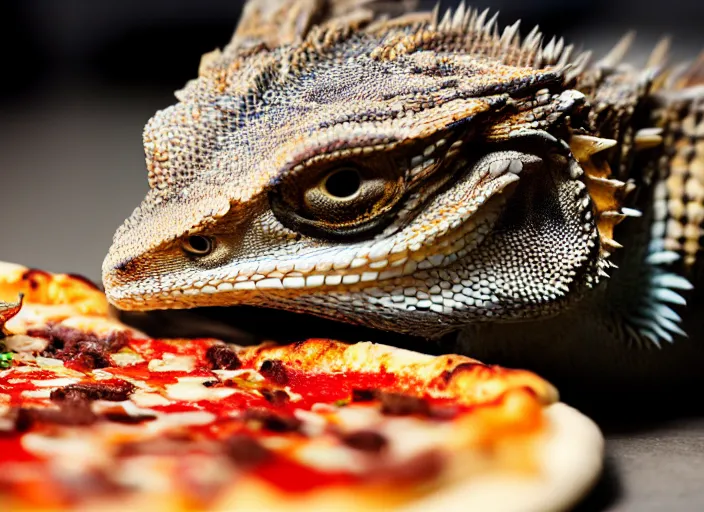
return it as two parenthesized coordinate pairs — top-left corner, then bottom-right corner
(0, 262), (603, 511)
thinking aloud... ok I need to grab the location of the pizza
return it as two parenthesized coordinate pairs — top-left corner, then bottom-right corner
(0, 262), (603, 511)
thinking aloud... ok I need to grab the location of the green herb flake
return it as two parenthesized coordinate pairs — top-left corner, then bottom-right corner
(0, 351), (12, 369)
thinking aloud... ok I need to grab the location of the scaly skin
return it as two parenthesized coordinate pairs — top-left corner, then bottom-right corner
(102, 0), (704, 391)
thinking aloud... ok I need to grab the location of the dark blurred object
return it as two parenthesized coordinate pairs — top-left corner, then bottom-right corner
(0, 1), (244, 97)
(0, 2), (47, 99)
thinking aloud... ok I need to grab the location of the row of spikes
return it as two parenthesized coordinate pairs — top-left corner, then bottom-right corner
(256, 2), (594, 83)
(596, 31), (672, 74)
(426, 2), (591, 79)
(199, 2), (589, 119)
(210, 1), (680, 101)
(571, 31), (674, 269)
(594, 30), (674, 103)
(594, 34), (697, 346)
(571, 125), (664, 265)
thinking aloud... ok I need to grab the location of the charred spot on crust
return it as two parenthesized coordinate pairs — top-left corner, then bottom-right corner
(243, 407), (301, 433)
(205, 344), (242, 370)
(260, 388), (290, 406)
(351, 389), (376, 402)
(225, 434), (272, 467)
(340, 430), (388, 453)
(21, 269), (51, 291)
(259, 359), (288, 385)
(29, 325), (128, 370)
(441, 362), (484, 384)
(378, 392), (430, 416)
(50, 381), (135, 402)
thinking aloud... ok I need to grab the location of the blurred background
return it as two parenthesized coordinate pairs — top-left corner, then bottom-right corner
(0, 3), (703, 511)
(1, 0), (703, 282)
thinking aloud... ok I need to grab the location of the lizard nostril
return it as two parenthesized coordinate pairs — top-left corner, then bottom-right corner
(111, 259), (134, 274)
(102, 257), (137, 296)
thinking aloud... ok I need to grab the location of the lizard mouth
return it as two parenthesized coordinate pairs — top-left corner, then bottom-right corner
(104, 144), (542, 312)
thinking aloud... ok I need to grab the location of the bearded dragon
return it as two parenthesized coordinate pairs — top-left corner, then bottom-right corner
(102, 0), (704, 395)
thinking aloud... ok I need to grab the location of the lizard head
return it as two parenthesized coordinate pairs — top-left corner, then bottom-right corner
(103, 4), (623, 337)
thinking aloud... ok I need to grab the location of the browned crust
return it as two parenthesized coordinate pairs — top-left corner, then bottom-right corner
(0, 262), (143, 338)
(236, 339), (558, 406)
(0, 262), (108, 316)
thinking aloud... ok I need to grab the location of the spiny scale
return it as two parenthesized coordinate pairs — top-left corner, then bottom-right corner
(633, 127), (664, 150)
(597, 31), (636, 69)
(423, 1), (585, 72)
(646, 37), (671, 70)
(570, 135), (617, 161)
(570, 134), (631, 258)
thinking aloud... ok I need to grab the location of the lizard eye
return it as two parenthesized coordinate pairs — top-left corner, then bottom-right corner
(319, 167), (361, 199)
(270, 162), (404, 241)
(182, 235), (214, 256)
(303, 166), (390, 219)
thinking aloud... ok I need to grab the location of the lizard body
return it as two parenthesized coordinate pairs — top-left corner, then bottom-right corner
(102, 0), (704, 393)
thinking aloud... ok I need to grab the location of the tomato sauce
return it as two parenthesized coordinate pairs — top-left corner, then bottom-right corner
(255, 456), (358, 493)
(1, 335), (470, 498)
(0, 434), (38, 463)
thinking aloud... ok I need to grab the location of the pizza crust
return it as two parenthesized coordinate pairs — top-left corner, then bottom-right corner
(399, 403), (604, 512)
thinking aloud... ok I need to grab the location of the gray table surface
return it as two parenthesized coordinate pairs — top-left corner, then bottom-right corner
(1, 85), (703, 512)
(575, 417), (704, 511)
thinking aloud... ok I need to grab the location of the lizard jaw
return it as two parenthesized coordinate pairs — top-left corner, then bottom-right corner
(104, 174), (517, 311)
